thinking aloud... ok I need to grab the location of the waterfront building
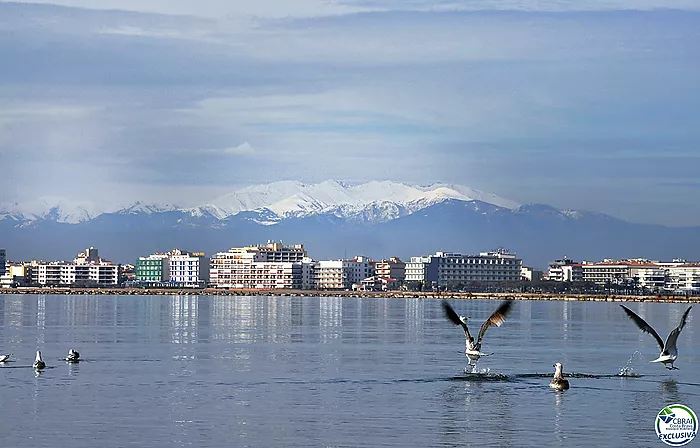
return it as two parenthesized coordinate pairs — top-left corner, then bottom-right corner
(0, 249), (5, 276)
(546, 257), (700, 293)
(405, 256), (439, 286)
(209, 242), (308, 288)
(375, 257), (406, 283)
(135, 249), (208, 286)
(313, 256), (375, 290)
(434, 250), (522, 285)
(666, 263), (700, 293)
(168, 249), (210, 286)
(135, 254), (170, 282)
(580, 261), (631, 285)
(521, 266), (544, 282)
(405, 250), (522, 288)
(0, 258), (28, 289)
(30, 261), (119, 286)
(547, 257), (582, 282)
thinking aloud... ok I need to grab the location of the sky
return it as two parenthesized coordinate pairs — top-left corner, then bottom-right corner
(0, 0), (699, 226)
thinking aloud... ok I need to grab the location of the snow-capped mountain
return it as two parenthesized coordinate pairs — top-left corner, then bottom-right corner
(0, 196), (113, 224)
(3, 180), (699, 268)
(187, 180), (520, 222)
(0, 180), (519, 225)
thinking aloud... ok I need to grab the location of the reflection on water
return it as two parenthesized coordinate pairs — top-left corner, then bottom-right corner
(0, 295), (697, 448)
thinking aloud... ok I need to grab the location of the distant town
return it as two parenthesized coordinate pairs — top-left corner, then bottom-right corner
(0, 243), (699, 296)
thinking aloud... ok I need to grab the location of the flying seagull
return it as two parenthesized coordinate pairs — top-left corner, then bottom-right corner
(620, 304), (692, 370)
(442, 299), (514, 365)
(550, 362), (570, 391)
(64, 349), (80, 363)
(33, 350), (46, 370)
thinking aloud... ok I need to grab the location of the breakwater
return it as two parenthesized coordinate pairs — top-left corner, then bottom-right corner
(0, 287), (697, 303)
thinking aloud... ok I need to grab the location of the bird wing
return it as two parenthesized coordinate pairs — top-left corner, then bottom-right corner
(476, 300), (514, 346)
(442, 300), (473, 342)
(620, 305), (665, 351)
(663, 305), (692, 355)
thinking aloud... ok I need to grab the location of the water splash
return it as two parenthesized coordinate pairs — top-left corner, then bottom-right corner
(465, 365), (490, 375)
(619, 351), (643, 377)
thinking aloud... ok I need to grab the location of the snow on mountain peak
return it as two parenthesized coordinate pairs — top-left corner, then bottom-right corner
(1, 180), (520, 224)
(0, 196), (110, 223)
(192, 180), (520, 221)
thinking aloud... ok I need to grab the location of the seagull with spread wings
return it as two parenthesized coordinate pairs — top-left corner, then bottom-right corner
(442, 300), (514, 365)
(620, 304), (692, 370)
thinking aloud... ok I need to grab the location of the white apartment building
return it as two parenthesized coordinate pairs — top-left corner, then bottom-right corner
(210, 242), (307, 288)
(666, 264), (700, 293)
(546, 258), (700, 293)
(547, 258), (582, 282)
(405, 250), (522, 287)
(313, 256), (374, 290)
(580, 262), (631, 285)
(405, 256), (438, 284)
(31, 262), (119, 286)
(375, 257), (406, 282)
(168, 249), (210, 286)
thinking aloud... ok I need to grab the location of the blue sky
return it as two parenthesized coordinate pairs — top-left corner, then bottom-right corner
(0, 1), (699, 225)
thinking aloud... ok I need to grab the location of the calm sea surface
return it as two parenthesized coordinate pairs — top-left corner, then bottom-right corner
(0, 294), (698, 448)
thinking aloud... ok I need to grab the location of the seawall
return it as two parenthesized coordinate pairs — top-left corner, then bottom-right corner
(1, 287), (698, 303)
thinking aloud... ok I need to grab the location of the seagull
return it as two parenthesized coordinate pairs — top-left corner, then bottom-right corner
(64, 349), (80, 363)
(33, 350), (46, 370)
(620, 305), (692, 370)
(442, 299), (514, 365)
(550, 362), (570, 391)
(0, 354), (11, 363)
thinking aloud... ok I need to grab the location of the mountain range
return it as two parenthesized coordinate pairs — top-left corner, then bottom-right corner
(1, 180), (698, 269)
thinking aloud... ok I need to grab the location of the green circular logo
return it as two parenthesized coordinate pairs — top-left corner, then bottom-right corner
(656, 404), (698, 446)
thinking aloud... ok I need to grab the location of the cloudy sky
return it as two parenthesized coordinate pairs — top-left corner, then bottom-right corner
(0, 1), (699, 225)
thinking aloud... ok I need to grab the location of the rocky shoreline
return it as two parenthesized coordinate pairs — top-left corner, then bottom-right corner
(1, 287), (698, 303)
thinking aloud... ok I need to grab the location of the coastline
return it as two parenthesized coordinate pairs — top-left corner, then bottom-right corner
(0, 287), (698, 303)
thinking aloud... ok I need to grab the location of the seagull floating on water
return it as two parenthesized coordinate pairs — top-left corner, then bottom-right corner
(549, 362), (570, 391)
(33, 350), (46, 370)
(0, 354), (11, 363)
(442, 299), (514, 365)
(620, 304), (692, 370)
(64, 349), (80, 363)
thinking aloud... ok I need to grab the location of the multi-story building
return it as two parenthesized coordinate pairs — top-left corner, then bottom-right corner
(210, 242), (308, 289)
(666, 264), (700, 293)
(546, 257), (700, 293)
(434, 251), (522, 285)
(26, 247), (119, 286)
(547, 257), (582, 282)
(0, 249), (5, 276)
(405, 250), (522, 288)
(312, 257), (374, 290)
(135, 249), (208, 286)
(580, 261), (631, 285)
(168, 250), (210, 286)
(375, 257), (405, 283)
(223, 242), (307, 263)
(135, 254), (170, 282)
(30, 261), (119, 286)
(405, 256), (439, 285)
(521, 266), (544, 282)
(1, 263), (31, 288)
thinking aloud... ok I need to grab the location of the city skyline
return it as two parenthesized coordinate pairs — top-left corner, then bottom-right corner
(1, 1), (699, 225)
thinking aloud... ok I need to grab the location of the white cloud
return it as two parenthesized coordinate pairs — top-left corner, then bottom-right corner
(0, 3), (699, 224)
